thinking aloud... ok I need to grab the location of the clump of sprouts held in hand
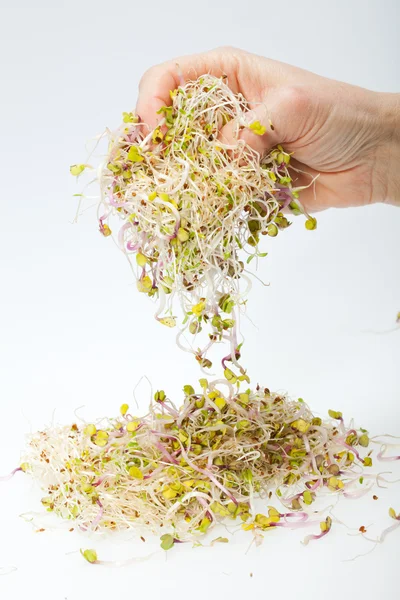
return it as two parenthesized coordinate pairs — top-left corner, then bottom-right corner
(72, 74), (316, 375)
(17, 375), (391, 549)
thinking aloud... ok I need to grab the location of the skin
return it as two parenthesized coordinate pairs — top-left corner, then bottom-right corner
(136, 46), (400, 211)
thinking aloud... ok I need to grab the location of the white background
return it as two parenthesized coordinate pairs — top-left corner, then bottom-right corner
(0, 0), (399, 598)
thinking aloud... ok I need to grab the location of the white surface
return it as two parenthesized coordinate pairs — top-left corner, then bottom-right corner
(0, 0), (399, 598)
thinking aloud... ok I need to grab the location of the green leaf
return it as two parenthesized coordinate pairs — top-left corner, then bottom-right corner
(160, 534), (175, 551)
(328, 409), (342, 420)
(70, 164), (86, 176)
(80, 549), (98, 564)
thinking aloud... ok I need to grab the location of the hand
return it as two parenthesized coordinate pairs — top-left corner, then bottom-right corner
(136, 47), (400, 211)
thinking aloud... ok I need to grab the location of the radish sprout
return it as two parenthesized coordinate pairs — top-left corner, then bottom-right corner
(74, 74), (316, 374)
(16, 379), (390, 545)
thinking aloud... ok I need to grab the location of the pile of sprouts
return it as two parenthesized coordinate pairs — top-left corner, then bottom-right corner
(72, 74), (316, 374)
(15, 379), (400, 550)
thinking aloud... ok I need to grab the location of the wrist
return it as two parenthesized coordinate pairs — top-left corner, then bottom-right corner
(375, 92), (400, 206)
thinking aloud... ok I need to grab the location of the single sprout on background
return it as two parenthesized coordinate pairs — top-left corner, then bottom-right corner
(72, 74), (317, 376)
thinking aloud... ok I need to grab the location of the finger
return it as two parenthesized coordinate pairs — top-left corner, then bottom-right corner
(135, 48), (240, 129)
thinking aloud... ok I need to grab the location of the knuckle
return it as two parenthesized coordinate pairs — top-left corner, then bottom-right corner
(278, 85), (312, 114)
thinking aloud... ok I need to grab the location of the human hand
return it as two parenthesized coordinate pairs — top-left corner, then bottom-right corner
(136, 47), (399, 211)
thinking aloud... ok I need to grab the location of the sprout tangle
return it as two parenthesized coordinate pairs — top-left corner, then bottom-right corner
(72, 74), (316, 375)
(15, 378), (394, 546)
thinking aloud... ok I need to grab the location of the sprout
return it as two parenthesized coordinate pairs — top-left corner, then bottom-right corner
(248, 121), (266, 135)
(80, 549), (98, 564)
(76, 74), (315, 373)
(70, 164), (89, 177)
(160, 534), (175, 551)
(19, 380), (383, 544)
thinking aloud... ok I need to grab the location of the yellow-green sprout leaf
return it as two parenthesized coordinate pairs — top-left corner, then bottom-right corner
(99, 223), (112, 237)
(358, 433), (369, 447)
(303, 490), (313, 505)
(328, 410), (343, 420)
(242, 468), (253, 483)
(305, 217), (317, 231)
(160, 534), (175, 551)
(198, 517), (211, 533)
(224, 368), (237, 383)
(70, 164), (87, 177)
(162, 487), (178, 500)
(136, 253), (147, 267)
(154, 390), (166, 402)
(159, 317), (176, 328)
(122, 111), (138, 123)
(267, 223), (278, 237)
(211, 537), (229, 545)
(20, 462), (30, 473)
(84, 424), (97, 437)
(192, 300), (206, 317)
(129, 466), (144, 479)
(127, 146), (144, 163)
(363, 457), (373, 467)
(291, 419), (310, 433)
(389, 508), (397, 520)
(210, 502), (231, 517)
(80, 549), (98, 564)
(177, 228), (190, 243)
(120, 403), (129, 416)
(249, 120), (266, 136)
(183, 385), (195, 396)
(126, 420), (139, 432)
(93, 430), (109, 447)
(148, 191), (157, 201)
(137, 275), (152, 293)
(214, 396), (226, 410)
(152, 127), (164, 144)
